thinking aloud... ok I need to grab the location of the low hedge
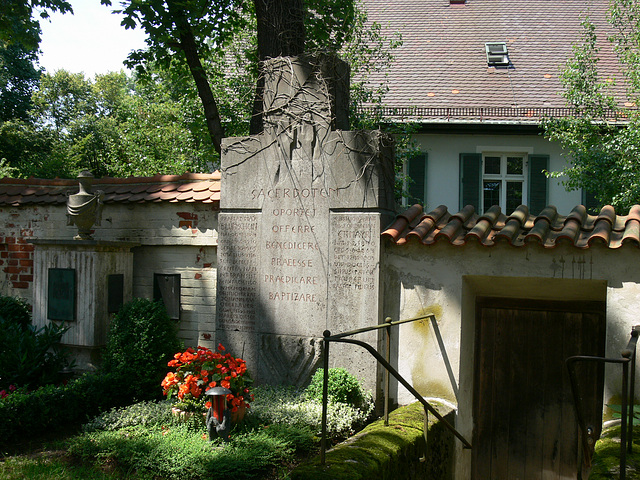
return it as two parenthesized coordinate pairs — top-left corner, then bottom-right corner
(0, 371), (161, 451)
(290, 401), (455, 480)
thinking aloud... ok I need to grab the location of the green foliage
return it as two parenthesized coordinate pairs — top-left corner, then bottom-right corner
(1, 70), (213, 178)
(251, 383), (375, 440)
(606, 403), (640, 420)
(0, 316), (73, 391)
(68, 423), (296, 480)
(64, 383), (374, 479)
(0, 295), (31, 330)
(0, 43), (41, 122)
(544, 2), (640, 212)
(102, 299), (182, 394)
(0, 370), (137, 450)
(0, 0), (72, 52)
(82, 400), (176, 433)
(305, 367), (369, 408)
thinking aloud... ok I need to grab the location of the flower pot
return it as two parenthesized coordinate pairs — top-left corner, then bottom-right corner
(230, 403), (246, 424)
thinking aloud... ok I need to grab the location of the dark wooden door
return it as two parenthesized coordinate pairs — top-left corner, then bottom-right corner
(472, 298), (605, 480)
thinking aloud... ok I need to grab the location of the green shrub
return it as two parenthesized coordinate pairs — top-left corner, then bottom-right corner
(0, 316), (73, 390)
(250, 384), (375, 440)
(0, 296), (31, 330)
(0, 371), (137, 450)
(102, 298), (182, 394)
(305, 367), (369, 408)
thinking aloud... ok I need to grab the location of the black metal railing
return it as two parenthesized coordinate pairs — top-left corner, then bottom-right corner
(356, 105), (635, 122)
(319, 314), (472, 465)
(566, 326), (640, 480)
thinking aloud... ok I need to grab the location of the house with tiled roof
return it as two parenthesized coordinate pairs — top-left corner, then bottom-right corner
(362, 0), (625, 215)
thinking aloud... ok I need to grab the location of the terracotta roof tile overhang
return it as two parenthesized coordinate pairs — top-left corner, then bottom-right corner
(382, 204), (640, 249)
(0, 172), (221, 207)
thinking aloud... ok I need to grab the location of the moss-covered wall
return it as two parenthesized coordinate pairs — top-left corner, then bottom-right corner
(290, 402), (455, 480)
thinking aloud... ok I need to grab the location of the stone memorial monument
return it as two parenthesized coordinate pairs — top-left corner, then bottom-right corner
(31, 172), (136, 370)
(217, 55), (395, 390)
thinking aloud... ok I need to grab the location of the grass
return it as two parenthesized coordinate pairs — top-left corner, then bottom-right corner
(0, 385), (376, 480)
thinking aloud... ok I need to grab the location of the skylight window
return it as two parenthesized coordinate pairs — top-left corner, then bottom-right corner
(485, 42), (510, 67)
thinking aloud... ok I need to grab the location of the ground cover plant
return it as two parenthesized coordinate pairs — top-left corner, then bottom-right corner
(0, 369), (375, 480)
(0, 298), (182, 452)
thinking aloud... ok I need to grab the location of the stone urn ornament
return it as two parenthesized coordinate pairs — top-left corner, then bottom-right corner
(66, 171), (104, 240)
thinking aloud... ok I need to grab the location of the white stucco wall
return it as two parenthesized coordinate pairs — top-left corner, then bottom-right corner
(382, 239), (640, 479)
(412, 132), (583, 215)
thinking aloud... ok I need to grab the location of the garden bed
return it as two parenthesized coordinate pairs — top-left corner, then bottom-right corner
(0, 380), (376, 480)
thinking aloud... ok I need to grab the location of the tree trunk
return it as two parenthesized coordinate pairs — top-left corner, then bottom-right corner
(250, 0), (306, 134)
(168, 1), (225, 154)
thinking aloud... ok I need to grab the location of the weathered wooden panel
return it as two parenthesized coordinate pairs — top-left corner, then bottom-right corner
(472, 298), (606, 480)
(32, 243), (134, 347)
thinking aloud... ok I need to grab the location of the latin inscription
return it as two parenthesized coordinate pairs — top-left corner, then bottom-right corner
(217, 214), (259, 331)
(262, 194), (326, 307)
(330, 215), (378, 291)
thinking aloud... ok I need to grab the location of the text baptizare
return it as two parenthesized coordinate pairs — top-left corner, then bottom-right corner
(268, 291), (317, 302)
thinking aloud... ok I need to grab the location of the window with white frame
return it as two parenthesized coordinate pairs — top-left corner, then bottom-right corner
(482, 153), (527, 213)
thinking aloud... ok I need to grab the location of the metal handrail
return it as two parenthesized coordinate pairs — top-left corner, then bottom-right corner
(566, 326), (640, 480)
(319, 314), (472, 465)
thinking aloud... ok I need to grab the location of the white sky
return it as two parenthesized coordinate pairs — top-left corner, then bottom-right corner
(38, 0), (148, 78)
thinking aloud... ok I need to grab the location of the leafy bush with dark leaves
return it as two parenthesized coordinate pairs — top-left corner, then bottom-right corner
(102, 298), (182, 394)
(0, 296), (31, 330)
(305, 368), (369, 408)
(0, 316), (72, 391)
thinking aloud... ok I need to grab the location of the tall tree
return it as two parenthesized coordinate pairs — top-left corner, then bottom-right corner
(104, 0), (372, 151)
(250, 0), (305, 133)
(544, 1), (640, 211)
(0, 0), (72, 52)
(0, 43), (41, 121)
(103, 0), (252, 154)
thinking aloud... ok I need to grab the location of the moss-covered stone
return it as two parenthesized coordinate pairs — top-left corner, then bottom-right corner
(290, 402), (455, 480)
(589, 424), (640, 479)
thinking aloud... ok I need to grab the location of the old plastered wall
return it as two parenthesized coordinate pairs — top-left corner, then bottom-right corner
(381, 239), (640, 479)
(0, 201), (218, 348)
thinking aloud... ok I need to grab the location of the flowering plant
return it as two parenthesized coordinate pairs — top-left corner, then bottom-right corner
(161, 343), (253, 413)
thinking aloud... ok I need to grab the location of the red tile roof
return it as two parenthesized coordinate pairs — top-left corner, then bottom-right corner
(362, 0), (626, 123)
(382, 204), (640, 249)
(0, 172), (221, 207)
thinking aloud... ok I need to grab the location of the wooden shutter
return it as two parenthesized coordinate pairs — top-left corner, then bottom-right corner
(528, 155), (549, 216)
(459, 153), (482, 211)
(408, 153), (427, 205)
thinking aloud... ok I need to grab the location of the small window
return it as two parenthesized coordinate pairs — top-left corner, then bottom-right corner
(485, 42), (510, 66)
(48, 268), (76, 321)
(482, 154), (527, 213)
(154, 273), (181, 320)
(107, 274), (124, 314)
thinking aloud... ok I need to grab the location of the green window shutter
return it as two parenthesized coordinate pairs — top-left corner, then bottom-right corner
(582, 189), (600, 214)
(528, 155), (549, 216)
(408, 153), (428, 205)
(459, 153), (482, 211)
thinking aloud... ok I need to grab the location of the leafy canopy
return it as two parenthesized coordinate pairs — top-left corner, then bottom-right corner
(544, 1), (640, 212)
